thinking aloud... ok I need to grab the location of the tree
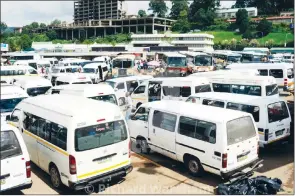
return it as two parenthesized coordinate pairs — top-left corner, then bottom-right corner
(189, 0), (220, 21)
(172, 10), (190, 33)
(256, 18), (272, 36)
(242, 30), (254, 39)
(0, 22), (7, 34)
(235, 9), (249, 34)
(138, 10), (147, 18)
(20, 34), (32, 50)
(46, 30), (58, 40)
(249, 39), (260, 47)
(233, 0), (251, 8)
(32, 33), (49, 42)
(31, 22), (39, 29)
(191, 8), (215, 29)
(40, 23), (47, 28)
(149, 0), (168, 18)
(50, 19), (61, 26)
(170, 0), (189, 20)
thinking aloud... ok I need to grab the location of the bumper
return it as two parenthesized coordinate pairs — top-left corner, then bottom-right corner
(220, 158), (260, 179)
(1, 181), (32, 193)
(68, 164), (133, 191)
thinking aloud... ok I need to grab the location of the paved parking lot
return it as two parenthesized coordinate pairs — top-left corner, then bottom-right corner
(6, 94), (295, 195)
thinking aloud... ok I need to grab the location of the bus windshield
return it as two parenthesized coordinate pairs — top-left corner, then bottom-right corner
(0, 97), (26, 113)
(195, 56), (212, 66)
(75, 120), (128, 151)
(228, 56), (241, 63)
(113, 60), (133, 69)
(167, 57), (186, 67)
(89, 94), (118, 105)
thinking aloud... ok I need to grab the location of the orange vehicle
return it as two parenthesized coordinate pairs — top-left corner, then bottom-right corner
(157, 52), (188, 77)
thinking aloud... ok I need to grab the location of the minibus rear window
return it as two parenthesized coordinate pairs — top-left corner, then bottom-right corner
(27, 86), (52, 96)
(75, 120), (128, 151)
(266, 84), (278, 96)
(287, 69), (294, 79)
(227, 116), (256, 146)
(89, 94), (118, 105)
(1, 130), (22, 160)
(267, 101), (289, 123)
(163, 86), (191, 97)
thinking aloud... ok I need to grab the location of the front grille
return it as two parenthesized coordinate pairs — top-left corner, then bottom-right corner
(118, 69), (127, 76)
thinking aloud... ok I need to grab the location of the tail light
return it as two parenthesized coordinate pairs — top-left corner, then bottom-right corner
(26, 161), (31, 178)
(264, 129), (269, 142)
(222, 153), (227, 168)
(284, 78), (288, 86)
(128, 140), (131, 158)
(69, 155), (77, 175)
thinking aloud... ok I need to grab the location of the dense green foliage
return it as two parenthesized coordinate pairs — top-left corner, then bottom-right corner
(148, 0), (168, 17)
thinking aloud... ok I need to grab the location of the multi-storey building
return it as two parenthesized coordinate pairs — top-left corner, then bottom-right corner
(215, 7), (258, 19)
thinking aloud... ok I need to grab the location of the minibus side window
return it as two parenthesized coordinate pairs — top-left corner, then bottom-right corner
(50, 123), (67, 150)
(116, 83), (125, 90)
(231, 84), (261, 96)
(126, 80), (138, 92)
(186, 97), (200, 103)
(258, 69), (268, 76)
(180, 87), (191, 97)
(178, 116), (197, 138)
(266, 84), (278, 96)
(152, 110), (177, 132)
(195, 85), (211, 93)
(227, 102), (260, 122)
(133, 107), (149, 121)
(27, 69), (37, 74)
(269, 69), (283, 78)
(212, 83), (230, 93)
(202, 99), (225, 108)
(162, 86), (180, 97)
(133, 86), (145, 94)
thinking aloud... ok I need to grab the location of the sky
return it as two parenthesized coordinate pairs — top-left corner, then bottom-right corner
(1, 1), (236, 27)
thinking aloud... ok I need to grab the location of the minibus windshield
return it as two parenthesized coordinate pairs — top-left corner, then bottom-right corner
(75, 120), (128, 151)
(0, 97), (26, 113)
(105, 81), (116, 88)
(27, 86), (51, 96)
(89, 94), (118, 105)
(267, 101), (289, 123)
(1, 131), (22, 160)
(83, 68), (96, 73)
(227, 116), (256, 145)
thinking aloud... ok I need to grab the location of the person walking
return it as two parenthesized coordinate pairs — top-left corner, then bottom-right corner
(125, 92), (133, 121)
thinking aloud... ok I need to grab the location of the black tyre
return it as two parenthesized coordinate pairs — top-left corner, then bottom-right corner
(185, 156), (204, 177)
(138, 139), (150, 154)
(50, 165), (62, 189)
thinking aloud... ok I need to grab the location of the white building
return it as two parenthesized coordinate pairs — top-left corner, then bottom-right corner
(216, 7), (258, 19)
(131, 33), (214, 52)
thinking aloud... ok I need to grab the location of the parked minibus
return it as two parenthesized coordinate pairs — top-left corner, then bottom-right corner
(82, 62), (109, 83)
(13, 77), (52, 97)
(189, 69), (259, 78)
(28, 60), (51, 77)
(128, 100), (259, 178)
(227, 63), (294, 93)
(1, 66), (38, 84)
(186, 92), (291, 147)
(55, 74), (92, 86)
(110, 55), (137, 78)
(210, 75), (279, 97)
(5, 95), (132, 190)
(0, 84), (29, 121)
(48, 66), (83, 86)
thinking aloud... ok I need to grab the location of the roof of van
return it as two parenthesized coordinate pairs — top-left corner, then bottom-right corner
(1, 65), (37, 70)
(83, 62), (108, 68)
(189, 92), (286, 105)
(228, 62), (293, 69)
(142, 100), (250, 123)
(1, 84), (29, 98)
(14, 77), (52, 88)
(52, 65), (81, 69)
(19, 94), (121, 119)
(210, 75), (276, 83)
(59, 84), (115, 95)
(56, 73), (92, 82)
(190, 69), (259, 77)
(106, 75), (153, 83)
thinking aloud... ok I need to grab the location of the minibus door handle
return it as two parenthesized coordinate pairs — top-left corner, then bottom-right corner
(153, 128), (155, 133)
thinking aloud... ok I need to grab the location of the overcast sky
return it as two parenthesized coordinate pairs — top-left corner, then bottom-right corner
(1, 1), (236, 27)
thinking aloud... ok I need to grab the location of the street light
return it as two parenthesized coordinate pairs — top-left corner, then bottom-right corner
(284, 33), (292, 47)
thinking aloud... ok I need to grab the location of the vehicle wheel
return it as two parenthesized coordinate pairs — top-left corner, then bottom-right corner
(139, 139), (150, 154)
(185, 156), (204, 177)
(50, 165), (62, 189)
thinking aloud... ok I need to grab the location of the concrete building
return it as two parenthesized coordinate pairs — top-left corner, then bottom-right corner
(74, 0), (126, 25)
(227, 16), (294, 24)
(34, 17), (175, 39)
(280, 11), (294, 17)
(216, 7), (258, 19)
(131, 33), (214, 52)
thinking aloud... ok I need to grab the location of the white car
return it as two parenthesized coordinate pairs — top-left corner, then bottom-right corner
(0, 123), (32, 192)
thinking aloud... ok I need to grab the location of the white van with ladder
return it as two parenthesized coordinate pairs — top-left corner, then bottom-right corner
(186, 92), (291, 147)
(5, 95), (132, 191)
(128, 100), (259, 179)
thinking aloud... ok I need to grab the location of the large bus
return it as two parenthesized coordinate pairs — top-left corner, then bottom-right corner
(238, 51), (268, 63)
(211, 51), (242, 65)
(110, 54), (138, 78)
(179, 51), (214, 72)
(157, 52), (188, 76)
(243, 47), (270, 55)
(270, 47), (294, 54)
(9, 52), (41, 61)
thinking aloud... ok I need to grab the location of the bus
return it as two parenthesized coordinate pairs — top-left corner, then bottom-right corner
(179, 51), (214, 72)
(110, 54), (138, 78)
(157, 52), (188, 76)
(238, 51), (268, 63)
(243, 47), (270, 55)
(270, 47), (294, 54)
(9, 52), (41, 61)
(211, 51), (242, 65)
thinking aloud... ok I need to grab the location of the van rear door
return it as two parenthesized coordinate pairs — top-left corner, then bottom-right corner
(73, 120), (130, 182)
(225, 116), (258, 172)
(1, 130), (28, 191)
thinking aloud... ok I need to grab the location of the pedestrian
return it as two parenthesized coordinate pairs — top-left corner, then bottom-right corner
(125, 92), (133, 121)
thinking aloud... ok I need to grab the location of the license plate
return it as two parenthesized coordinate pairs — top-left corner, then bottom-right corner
(97, 158), (112, 164)
(0, 179), (6, 185)
(276, 130), (283, 136)
(238, 155), (247, 162)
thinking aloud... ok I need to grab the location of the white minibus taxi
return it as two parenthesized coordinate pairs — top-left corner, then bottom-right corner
(48, 66), (82, 86)
(128, 100), (259, 179)
(227, 63), (294, 93)
(131, 77), (211, 110)
(83, 63), (109, 83)
(1, 123), (32, 192)
(189, 69), (259, 78)
(5, 95), (132, 191)
(13, 77), (52, 97)
(55, 74), (93, 86)
(1, 84), (29, 121)
(186, 92), (291, 147)
(1, 66), (38, 84)
(210, 75), (279, 97)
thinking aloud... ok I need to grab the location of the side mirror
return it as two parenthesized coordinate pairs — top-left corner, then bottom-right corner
(6, 115), (11, 121)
